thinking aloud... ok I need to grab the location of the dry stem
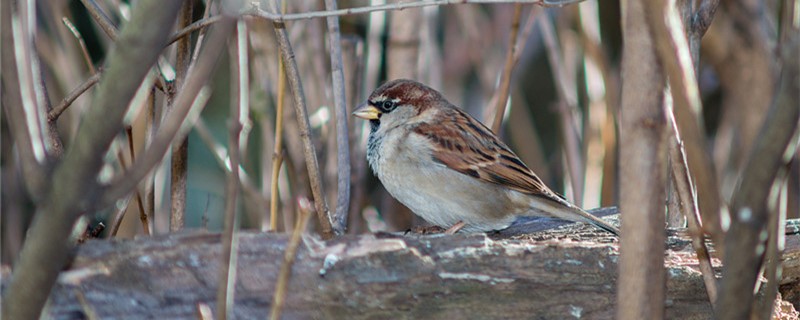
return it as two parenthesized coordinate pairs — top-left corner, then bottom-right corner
(267, 9), (334, 239)
(490, 4), (524, 133)
(216, 20), (249, 320)
(252, 0), (589, 22)
(169, 0), (195, 232)
(324, 0), (352, 235)
(101, 19), (235, 209)
(270, 198), (312, 320)
(270, 0), (289, 232)
(668, 110), (719, 309)
(539, 12), (585, 205)
(643, 0), (720, 310)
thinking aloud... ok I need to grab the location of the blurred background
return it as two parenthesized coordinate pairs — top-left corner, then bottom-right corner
(1, 0), (797, 265)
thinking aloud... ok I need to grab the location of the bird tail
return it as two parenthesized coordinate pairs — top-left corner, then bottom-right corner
(529, 197), (620, 236)
(572, 207), (620, 236)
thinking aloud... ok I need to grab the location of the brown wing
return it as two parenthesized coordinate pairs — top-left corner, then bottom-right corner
(412, 107), (560, 200)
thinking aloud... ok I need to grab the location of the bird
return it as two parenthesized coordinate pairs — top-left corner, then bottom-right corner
(352, 79), (619, 235)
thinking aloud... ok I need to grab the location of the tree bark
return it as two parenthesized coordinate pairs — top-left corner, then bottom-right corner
(15, 215), (800, 319)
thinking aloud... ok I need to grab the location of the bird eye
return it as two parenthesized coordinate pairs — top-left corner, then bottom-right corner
(380, 100), (397, 112)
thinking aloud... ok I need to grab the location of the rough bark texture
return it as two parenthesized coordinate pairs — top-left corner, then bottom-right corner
(8, 214), (799, 320)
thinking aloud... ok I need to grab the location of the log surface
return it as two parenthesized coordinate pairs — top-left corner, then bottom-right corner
(4, 214), (799, 319)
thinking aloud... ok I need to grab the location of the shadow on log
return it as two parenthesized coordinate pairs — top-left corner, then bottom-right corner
(4, 210), (799, 319)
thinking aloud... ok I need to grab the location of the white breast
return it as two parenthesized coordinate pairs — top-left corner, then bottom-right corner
(369, 127), (517, 232)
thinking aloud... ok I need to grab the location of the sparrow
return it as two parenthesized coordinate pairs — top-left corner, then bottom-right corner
(353, 79), (619, 235)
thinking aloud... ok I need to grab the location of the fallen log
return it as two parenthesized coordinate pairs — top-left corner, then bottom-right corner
(5, 213), (799, 319)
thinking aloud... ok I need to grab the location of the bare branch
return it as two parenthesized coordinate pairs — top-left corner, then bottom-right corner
(170, 0), (195, 232)
(270, 198), (312, 320)
(270, 12), (288, 231)
(667, 110), (719, 310)
(267, 12), (334, 239)
(1, 1), (184, 318)
(61, 17), (96, 74)
(1, 7), (48, 199)
(490, 4), (524, 133)
(169, 15), (224, 46)
(617, 0), (669, 318)
(643, 0), (720, 311)
(47, 67), (102, 122)
(324, 0), (352, 235)
(538, 12), (585, 205)
(249, 0), (589, 22)
(101, 18), (236, 209)
(78, 0), (119, 40)
(718, 34), (799, 320)
(216, 20), (249, 320)
(78, 0), (174, 93)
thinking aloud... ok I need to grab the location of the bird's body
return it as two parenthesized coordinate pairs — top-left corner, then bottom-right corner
(354, 79), (619, 235)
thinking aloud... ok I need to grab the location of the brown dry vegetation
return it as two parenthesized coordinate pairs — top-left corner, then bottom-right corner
(1, 0), (798, 319)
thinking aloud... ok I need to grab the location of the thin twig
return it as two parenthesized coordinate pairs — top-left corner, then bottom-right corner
(107, 99), (156, 237)
(127, 127), (150, 235)
(144, 88), (157, 235)
(107, 193), (134, 237)
(111, 127), (151, 236)
(250, 0), (588, 22)
(511, 7), (539, 65)
(342, 36), (366, 233)
(61, 17), (96, 74)
(324, 0), (352, 235)
(270, 197), (312, 320)
(191, 1), (215, 64)
(490, 4), (524, 133)
(101, 19), (235, 209)
(269, 0), (288, 232)
(269, 35), (286, 231)
(216, 20), (248, 320)
(672, 0), (725, 246)
(78, 0), (174, 92)
(667, 109), (718, 310)
(266, 9), (334, 239)
(170, 15), (224, 46)
(78, 0), (119, 39)
(48, 72), (102, 121)
(538, 12), (584, 205)
(2, 1), (50, 198)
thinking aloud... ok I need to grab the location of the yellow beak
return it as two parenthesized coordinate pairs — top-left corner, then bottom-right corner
(352, 103), (380, 120)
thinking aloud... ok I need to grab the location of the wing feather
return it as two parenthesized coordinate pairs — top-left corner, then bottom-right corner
(413, 107), (561, 201)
